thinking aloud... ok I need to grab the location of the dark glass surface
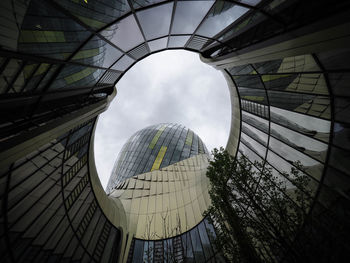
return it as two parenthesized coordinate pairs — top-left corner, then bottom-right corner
(137, 3), (173, 40)
(171, 1), (214, 34)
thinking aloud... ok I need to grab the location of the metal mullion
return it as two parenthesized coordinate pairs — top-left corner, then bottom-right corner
(230, 71), (324, 76)
(126, 0), (151, 53)
(11, 183), (66, 263)
(19, 63), (41, 93)
(0, 139), (67, 195)
(243, 110), (330, 146)
(237, 84), (330, 97)
(0, 57), (10, 76)
(84, 212), (103, 253)
(243, 154), (311, 218)
(166, 0), (177, 48)
(132, 126), (164, 177)
(2, 164), (15, 262)
(60, 129), (95, 260)
(63, 156), (88, 188)
(5, 61), (27, 94)
(59, 191), (93, 261)
(46, 0), (97, 34)
(30, 64), (53, 94)
(268, 131), (327, 165)
(7, 153), (63, 212)
(183, 0), (216, 48)
(164, 124), (185, 168)
(266, 144), (322, 185)
(7, 167), (64, 231)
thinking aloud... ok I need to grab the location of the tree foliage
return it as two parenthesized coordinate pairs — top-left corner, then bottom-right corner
(204, 148), (313, 263)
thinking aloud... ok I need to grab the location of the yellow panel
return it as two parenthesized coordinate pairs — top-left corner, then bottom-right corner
(149, 125), (166, 149)
(185, 130), (193, 146)
(19, 30), (66, 43)
(72, 48), (99, 60)
(64, 67), (95, 84)
(261, 74), (292, 82)
(151, 146), (167, 171)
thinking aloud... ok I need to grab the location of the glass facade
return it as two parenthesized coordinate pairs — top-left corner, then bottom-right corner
(1, 0), (350, 262)
(106, 123), (209, 193)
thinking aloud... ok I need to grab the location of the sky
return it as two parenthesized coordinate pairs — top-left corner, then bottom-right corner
(94, 50), (231, 189)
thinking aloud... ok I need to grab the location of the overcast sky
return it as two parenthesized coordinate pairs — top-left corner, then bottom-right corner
(94, 50), (231, 189)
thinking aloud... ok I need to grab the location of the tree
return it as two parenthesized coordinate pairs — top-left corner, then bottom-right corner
(204, 148), (313, 263)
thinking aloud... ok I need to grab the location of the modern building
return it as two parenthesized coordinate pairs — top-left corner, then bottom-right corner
(0, 0), (349, 262)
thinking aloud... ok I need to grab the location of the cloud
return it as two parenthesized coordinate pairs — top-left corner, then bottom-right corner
(94, 50), (231, 189)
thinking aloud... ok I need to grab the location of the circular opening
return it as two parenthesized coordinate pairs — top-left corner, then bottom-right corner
(94, 50), (231, 189)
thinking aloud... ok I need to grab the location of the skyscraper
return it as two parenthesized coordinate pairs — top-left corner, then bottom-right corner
(0, 0), (349, 262)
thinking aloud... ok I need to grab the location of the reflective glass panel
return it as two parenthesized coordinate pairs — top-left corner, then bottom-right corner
(101, 15), (144, 51)
(112, 55), (135, 71)
(196, 1), (249, 37)
(168, 36), (191, 48)
(171, 1), (214, 34)
(269, 137), (323, 181)
(72, 36), (122, 68)
(148, 37), (168, 52)
(137, 3), (173, 40)
(270, 106), (331, 142)
(271, 122), (328, 162)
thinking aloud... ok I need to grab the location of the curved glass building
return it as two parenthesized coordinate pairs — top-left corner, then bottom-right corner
(0, 0), (350, 262)
(106, 123), (209, 193)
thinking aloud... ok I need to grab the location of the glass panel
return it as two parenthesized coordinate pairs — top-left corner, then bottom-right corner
(233, 75), (264, 89)
(168, 36), (190, 48)
(242, 110), (269, 133)
(262, 74), (328, 95)
(269, 137), (323, 181)
(238, 87), (268, 104)
(198, 221), (213, 259)
(133, 239), (144, 263)
(72, 36), (122, 68)
(148, 37), (168, 52)
(241, 133), (266, 158)
(241, 0), (262, 5)
(182, 232), (195, 262)
(271, 122), (328, 162)
(53, 0), (130, 30)
(101, 14), (144, 51)
(328, 73), (350, 96)
(239, 141), (264, 163)
(333, 122), (350, 151)
(254, 55), (320, 74)
(329, 146), (350, 176)
(196, 1), (249, 37)
(334, 97), (350, 123)
(317, 48), (350, 70)
(18, 0), (90, 59)
(131, 0), (165, 9)
(190, 227), (205, 262)
(268, 91), (330, 119)
(242, 122), (268, 146)
(270, 106), (330, 142)
(137, 3), (173, 40)
(171, 1), (214, 34)
(112, 55), (135, 71)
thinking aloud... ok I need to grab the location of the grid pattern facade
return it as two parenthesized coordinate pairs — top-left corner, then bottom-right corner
(0, 120), (121, 262)
(0, 0), (350, 262)
(106, 123), (209, 193)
